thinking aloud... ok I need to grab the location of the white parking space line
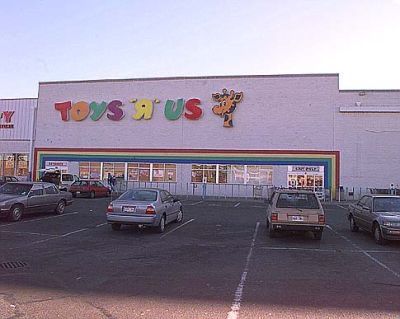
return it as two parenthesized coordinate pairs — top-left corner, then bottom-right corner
(0, 230), (58, 237)
(10, 222), (107, 249)
(234, 202), (241, 208)
(60, 228), (88, 237)
(160, 219), (195, 238)
(259, 246), (400, 254)
(337, 204), (347, 210)
(0, 212), (79, 228)
(260, 247), (338, 253)
(188, 201), (203, 206)
(327, 225), (400, 279)
(96, 222), (107, 227)
(227, 221), (260, 319)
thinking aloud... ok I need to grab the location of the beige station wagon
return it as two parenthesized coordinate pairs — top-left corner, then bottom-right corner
(266, 189), (325, 240)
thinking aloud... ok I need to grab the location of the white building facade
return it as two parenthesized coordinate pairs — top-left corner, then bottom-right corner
(29, 74), (400, 197)
(0, 98), (37, 180)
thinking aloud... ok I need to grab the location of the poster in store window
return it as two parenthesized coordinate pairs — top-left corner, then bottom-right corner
(153, 169), (164, 178)
(6, 155), (14, 168)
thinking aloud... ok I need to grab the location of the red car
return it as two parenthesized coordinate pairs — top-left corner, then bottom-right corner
(69, 180), (110, 198)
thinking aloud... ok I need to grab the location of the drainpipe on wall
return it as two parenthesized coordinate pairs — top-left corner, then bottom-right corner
(28, 103), (38, 181)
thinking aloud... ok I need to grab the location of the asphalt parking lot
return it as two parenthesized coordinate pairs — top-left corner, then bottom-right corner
(0, 197), (399, 319)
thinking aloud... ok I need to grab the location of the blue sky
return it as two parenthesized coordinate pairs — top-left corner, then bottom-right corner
(1, 0), (400, 98)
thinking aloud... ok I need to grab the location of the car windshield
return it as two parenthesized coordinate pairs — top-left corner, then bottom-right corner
(119, 190), (158, 201)
(374, 197), (400, 212)
(0, 183), (32, 196)
(276, 193), (320, 209)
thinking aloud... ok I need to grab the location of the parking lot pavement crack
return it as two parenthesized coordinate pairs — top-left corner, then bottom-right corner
(19, 295), (78, 305)
(84, 301), (115, 319)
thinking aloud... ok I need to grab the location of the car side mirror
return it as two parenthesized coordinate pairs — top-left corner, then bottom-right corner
(28, 192), (34, 197)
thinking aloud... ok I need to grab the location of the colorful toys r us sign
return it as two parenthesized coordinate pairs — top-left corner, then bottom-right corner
(54, 89), (244, 128)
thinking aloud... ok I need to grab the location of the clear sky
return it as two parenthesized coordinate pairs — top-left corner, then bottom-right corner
(1, 0), (400, 98)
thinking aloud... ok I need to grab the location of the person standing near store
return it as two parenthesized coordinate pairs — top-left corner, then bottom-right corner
(111, 175), (117, 192)
(107, 173), (113, 190)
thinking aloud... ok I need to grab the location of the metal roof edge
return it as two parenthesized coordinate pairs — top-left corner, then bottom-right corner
(38, 73), (340, 85)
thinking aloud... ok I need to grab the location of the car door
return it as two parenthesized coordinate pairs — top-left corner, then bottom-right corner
(160, 191), (174, 223)
(355, 196), (371, 230)
(95, 181), (108, 197)
(44, 184), (61, 210)
(27, 185), (45, 213)
(363, 196), (374, 232)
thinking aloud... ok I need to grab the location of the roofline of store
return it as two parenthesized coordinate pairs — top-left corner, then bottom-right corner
(38, 73), (340, 85)
(0, 97), (37, 101)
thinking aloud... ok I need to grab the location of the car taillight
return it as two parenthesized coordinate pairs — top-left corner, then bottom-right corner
(271, 213), (278, 222)
(107, 204), (113, 213)
(318, 214), (325, 224)
(146, 206), (156, 215)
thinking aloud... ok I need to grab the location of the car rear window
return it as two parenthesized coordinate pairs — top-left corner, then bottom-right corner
(62, 174), (74, 182)
(276, 193), (320, 209)
(374, 197), (400, 212)
(119, 190), (157, 201)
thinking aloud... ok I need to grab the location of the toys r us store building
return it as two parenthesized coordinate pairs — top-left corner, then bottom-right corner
(2, 73), (400, 198)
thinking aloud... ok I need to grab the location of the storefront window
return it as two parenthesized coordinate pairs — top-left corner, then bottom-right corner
(139, 163), (150, 182)
(219, 165), (228, 184)
(287, 166), (324, 191)
(128, 163), (139, 181)
(191, 164), (217, 183)
(4, 154), (15, 176)
(79, 162), (90, 179)
(102, 162), (125, 179)
(152, 163), (177, 182)
(16, 154), (28, 177)
(230, 165), (245, 184)
(90, 162), (101, 179)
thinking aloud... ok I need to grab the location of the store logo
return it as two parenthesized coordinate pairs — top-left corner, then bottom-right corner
(212, 89), (243, 127)
(0, 111), (15, 129)
(54, 89), (244, 127)
(54, 99), (203, 122)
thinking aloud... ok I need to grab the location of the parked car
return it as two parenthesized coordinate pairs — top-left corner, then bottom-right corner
(266, 189), (325, 240)
(0, 182), (73, 221)
(40, 170), (79, 191)
(106, 188), (183, 232)
(348, 195), (400, 245)
(69, 180), (110, 198)
(0, 176), (19, 186)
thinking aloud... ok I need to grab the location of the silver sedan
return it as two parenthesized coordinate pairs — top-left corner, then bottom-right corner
(106, 188), (183, 232)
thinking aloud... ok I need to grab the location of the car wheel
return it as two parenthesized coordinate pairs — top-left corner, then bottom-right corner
(9, 205), (23, 222)
(90, 191), (95, 199)
(314, 231), (323, 240)
(349, 215), (359, 232)
(111, 223), (121, 231)
(54, 200), (66, 215)
(175, 207), (184, 223)
(157, 215), (166, 233)
(373, 223), (387, 245)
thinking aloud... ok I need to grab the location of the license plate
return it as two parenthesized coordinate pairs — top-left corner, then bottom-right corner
(291, 215), (304, 222)
(123, 206), (136, 213)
